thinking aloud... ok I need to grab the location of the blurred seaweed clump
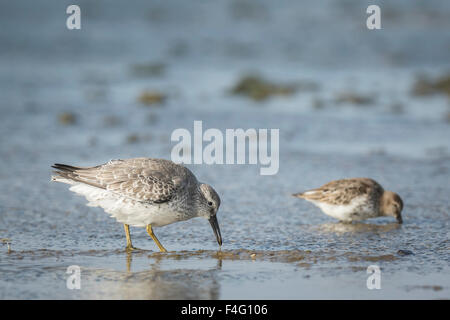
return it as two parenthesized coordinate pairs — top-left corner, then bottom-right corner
(231, 74), (297, 101)
(58, 112), (77, 125)
(130, 62), (166, 78)
(335, 92), (375, 106)
(138, 90), (167, 106)
(412, 74), (450, 97)
(126, 134), (140, 144)
(229, 0), (269, 21)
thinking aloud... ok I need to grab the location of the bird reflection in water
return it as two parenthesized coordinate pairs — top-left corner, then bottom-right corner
(78, 250), (223, 299)
(315, 222), (401, 235)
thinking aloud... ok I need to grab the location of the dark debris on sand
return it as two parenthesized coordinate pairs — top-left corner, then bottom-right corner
(397, 249), (414, 256)
(412, 74), (450, 97)
(130, 62), (166, 78)
(126, 134), (140, 144)
(230, 74), (298, 102)
(138, 90), (167, 106)
(335, 92), (375, 106)
(58, 112), (77, 125)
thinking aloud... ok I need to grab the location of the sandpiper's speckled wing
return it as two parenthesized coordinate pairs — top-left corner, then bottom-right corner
(52, 158), (194, 203)
(297, 178), (383, 205)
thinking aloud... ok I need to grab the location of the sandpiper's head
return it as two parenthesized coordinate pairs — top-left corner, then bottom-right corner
(197, 183), (222, 246)
(381, 191), (403, 224)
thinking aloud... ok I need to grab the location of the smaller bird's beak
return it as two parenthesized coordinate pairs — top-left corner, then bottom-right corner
(396, 213), (403, 224)
(209, 215), (222, 246)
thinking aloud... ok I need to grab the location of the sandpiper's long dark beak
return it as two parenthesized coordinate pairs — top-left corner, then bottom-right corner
(396, 213), (403, 224)
(209, 215), (222, 246)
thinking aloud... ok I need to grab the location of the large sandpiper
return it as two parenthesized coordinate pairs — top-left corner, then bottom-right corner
(51, 158), (222, 252)
(293, 178), (403, 223)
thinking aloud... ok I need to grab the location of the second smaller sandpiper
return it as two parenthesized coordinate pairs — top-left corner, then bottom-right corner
(293, 178), (403, 224)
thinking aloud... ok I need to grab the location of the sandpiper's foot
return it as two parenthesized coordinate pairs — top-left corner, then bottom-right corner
(125, 245), (140, 252)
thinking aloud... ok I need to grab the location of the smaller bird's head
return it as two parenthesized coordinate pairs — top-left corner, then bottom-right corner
(197, 183), (222, 246)
(381, 191), (404, 224)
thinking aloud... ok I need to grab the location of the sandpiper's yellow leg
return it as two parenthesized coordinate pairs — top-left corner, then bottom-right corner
(146, 224), (167, 252)
(124, 224), (137, 251)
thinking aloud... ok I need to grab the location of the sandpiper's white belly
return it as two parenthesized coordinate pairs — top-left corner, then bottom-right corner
(309, 196), (377, 222)
(69, 183), (183, 227)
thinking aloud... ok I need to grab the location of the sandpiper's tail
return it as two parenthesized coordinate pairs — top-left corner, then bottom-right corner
(292, 192), (305, 198)
(52, 163), (80, 173)
(51, 163), (103, 189)
(51, 163), (85, 186)
(51, 163), (81, 183)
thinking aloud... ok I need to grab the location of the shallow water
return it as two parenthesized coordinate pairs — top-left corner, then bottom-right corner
(0, 0), (449, 299)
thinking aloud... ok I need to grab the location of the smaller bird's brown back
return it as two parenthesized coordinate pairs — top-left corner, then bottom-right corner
(294, 178), (384, 205)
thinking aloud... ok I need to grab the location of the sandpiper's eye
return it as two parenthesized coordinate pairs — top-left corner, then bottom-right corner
(208, 201), (213, 206)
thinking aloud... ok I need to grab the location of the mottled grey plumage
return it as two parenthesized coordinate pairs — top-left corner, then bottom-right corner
(54, 158), (194, 205)
(51, 158), (222, 251)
